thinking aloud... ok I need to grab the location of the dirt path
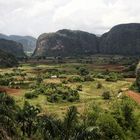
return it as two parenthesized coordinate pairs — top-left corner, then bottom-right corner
(126, 90), (140, 104)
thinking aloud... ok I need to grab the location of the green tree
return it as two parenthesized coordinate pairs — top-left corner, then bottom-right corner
(102, 91), (111, 100)
(17, 101), (40, 138)
(0, 92), (19, 139)
(112, 97), (140, 138)
(96, 113), (125, 140)
(63, 106), (78, 140)
(78, 67), (89, 76)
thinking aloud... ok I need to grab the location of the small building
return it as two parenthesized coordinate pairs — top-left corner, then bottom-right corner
(51, 75), (57, 79)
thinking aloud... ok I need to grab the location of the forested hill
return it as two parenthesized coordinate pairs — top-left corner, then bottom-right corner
(0, 39), (26, 58)
(0, 49), (18, 67)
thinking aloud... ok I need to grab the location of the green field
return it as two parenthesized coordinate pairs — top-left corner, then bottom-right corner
(0, 62), (134, 116)
(1, 61), (140, 140)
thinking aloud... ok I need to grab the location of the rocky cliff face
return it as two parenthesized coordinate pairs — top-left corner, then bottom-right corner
(0, 49), (18, 67)
(0, 34), (36, 53)
(33, 29), (99, 57)
(0, 39), (26, 58)
(99, 23), (140, 55)
(33, 23), (140, 57)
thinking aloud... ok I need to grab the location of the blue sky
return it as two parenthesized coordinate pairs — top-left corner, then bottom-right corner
(0, 0), (140, 37)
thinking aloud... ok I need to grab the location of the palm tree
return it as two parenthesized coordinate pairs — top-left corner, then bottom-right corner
(38, 114), (62, 140)
(16, 101), (40, 138)
(0, 92), (18, 139)
(62, 106), (78, 140)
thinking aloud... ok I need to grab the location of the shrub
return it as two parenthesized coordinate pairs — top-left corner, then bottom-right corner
(68, 76), (84, 83)
(76, 85), (82, 91)
(97, 82), (103, 89)
(96, 113), (125, 139)
(47, 94), (62, 103)
(102, 91), (111, 100)
(95, 73), (106, 79)
(61, 79), (68, 84)
(25, 92), (38, 99)
(130, 81), (140, 92)
(84, 75), (94, 81)
(78, 67), (89, 76)
(0, 78), (14, 86)
(106, 72), (118, 82)
(32, 83), (80, 103)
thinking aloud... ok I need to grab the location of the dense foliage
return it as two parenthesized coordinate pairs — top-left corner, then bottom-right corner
(25, 83), (80, 103)
(0, 92), (140, 140)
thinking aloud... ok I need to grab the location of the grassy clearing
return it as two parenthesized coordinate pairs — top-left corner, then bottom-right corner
(14, 80), (132, 116)
(0, 62), (133, 116)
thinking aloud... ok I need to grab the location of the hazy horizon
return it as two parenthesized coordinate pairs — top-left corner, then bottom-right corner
(0, 0), (140, 37)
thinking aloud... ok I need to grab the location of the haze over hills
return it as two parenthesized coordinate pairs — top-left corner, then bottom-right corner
(33, 23), (140, 58)
(0, 34), (36, 53)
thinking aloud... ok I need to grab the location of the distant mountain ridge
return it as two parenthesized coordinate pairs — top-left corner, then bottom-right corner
(32, 23), (140, 57)
(0, 34), (36, 53)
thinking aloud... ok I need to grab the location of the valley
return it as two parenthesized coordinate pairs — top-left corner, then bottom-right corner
(1, 23), (140, 139)
(0, 56), (137, 116)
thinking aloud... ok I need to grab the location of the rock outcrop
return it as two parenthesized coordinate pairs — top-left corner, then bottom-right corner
(33, 29), (99, 57)
(32, 23), (140, 57)
(99, 23), (140, 55)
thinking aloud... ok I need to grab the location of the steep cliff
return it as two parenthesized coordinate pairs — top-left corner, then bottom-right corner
(33, 29), (99, 57)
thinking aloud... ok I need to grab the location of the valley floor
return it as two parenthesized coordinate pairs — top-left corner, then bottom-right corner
(0, 60), (138, 116)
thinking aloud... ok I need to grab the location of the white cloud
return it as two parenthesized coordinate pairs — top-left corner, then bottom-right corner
(0, 0), (140, 37)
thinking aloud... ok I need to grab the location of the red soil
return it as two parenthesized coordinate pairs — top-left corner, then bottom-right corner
(126, 90), (140, 104)
(0, 86), (22, 96)
(91, 64), (125, 72)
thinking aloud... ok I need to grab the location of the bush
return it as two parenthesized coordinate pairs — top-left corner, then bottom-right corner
(78, 67), (89, 76)
(106, 72), (118, 82)
(97, 82), (103, 89)
(47, 94), (62, 103)
(76, 85), (82, 91)
(31, 83), (80, 103)
(96, 113), (125, 139)
(95, 73), (106, 79)
(102, 91), (111, 100)
(25, 92), (38, 99)
(61, 79), (68, 84)
(130, 81), (140, 92)
(106, 72), (124, 82)
(84, 75), (94, 81)
(0, 78), (14, 86)
(68, 76), (84, 83)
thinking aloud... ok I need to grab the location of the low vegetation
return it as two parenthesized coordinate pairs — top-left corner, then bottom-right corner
(0, 92), (140, 140)
(0, 57), (139, 140)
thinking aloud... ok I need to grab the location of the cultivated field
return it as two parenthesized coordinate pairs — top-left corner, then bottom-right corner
(0, 61), (137, 116)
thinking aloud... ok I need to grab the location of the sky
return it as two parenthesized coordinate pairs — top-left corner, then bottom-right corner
(0, 0), (140, 37)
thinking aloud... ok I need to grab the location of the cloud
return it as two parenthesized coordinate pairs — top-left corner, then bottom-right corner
(0, 0), (140, 37)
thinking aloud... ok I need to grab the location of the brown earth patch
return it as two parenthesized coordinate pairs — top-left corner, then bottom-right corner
(0, 86), (23, 96)
(126, 90), (140, 104)
(90, 64), (125, 72)
(125, 78), (136, 82)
